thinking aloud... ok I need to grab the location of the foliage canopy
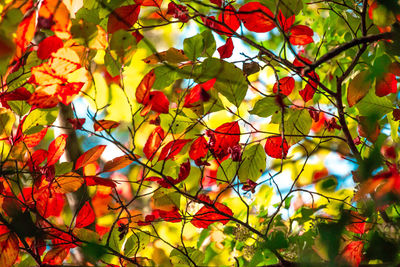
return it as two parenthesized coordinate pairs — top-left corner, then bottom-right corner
(0, 0), (400, 266)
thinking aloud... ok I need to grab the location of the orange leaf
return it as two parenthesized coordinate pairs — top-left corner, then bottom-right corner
(347, 71), (371, 107)
(75, 145), (107, 170)
(136, 70), (155, 104)
(0, 231), (19, 267)
(158, 139), (191, 161)
(15, 11), (36, 58)
(39, 0), (71, 38)
(43, 246), (69, 265)
(47, 134), (68, 166)
(340, 241), (363, 267)
(75, 202), (95, 228)
(103, 155), (134, 172)
(52, 172), (84, 193)
(107, 5), (141, 34)
(94, 120), (120, 132)
(144, 126), (165, 160)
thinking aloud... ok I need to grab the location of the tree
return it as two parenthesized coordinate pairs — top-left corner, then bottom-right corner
(0, 0), (400, 266)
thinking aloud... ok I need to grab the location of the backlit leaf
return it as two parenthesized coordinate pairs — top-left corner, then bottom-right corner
(238, 2), (275, 33)
(347, 71), (372, 107)
(107, 5), (141, 34)
(47, 134), (68, 166)
(52, 172), (84, 193)
(75, 202), (95, 228)
(75, 145), (107, 170)
(264, 136), (289, 159)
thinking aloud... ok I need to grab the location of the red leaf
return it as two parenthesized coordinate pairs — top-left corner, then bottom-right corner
(136, 70), (155, 104)
(273, 77), (295, 95)
(189, 136), (208, 161)
(107, 5), (141, 34)
(28, 149), (48, 170)
(57, 82), (85, 105)
(167, 2), (189, 23)
(158, 139), (191, 161)
(85, 176), (116, 188)
(375, 73), (397, 97)
(217, 5), (240, 36)
(22, 127), (48, 148)
(75, 202), (95, 228)
(137, 0), (162, 7)
(264, 136), (289, 159)
(191, 201), (233, 228)
(340, 241), (363, 267)
(277, 10), (294, 32)
(293, 55), (312, 67)
(37, 35), (64, 60)
(144, 126), (165, 160)
(0, 87), (32, 109)
(217, 37), (234, 59)
(289, 25), (314, 45)
(212, 121), (240, 158)
(36, 191), (65, 218)
(299, 83), (316, 102)
(238, 2), (275, 33)
(184, 79), (215, 107)
(94, 120), (120, 132)
(210, 0), (222, 7)
(67, 118), (85, 130)
(47, 134), (68, 166)
(75, 145), (107, 170)
(103, 155), (134, 172)
(148, 91), (170, 114)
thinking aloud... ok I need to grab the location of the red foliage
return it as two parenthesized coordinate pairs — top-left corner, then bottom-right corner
(264, 136), (289, 159)
(238, 2), (275, 33)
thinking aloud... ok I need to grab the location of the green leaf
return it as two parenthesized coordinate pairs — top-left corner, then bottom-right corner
(124, 232), (150, 257)
(106, 228), (122, 253)
(159, 113), (193, 134)
(8, 101), (31, 116)
(22, 107), (58, 135)
(217, 158), (239, 183)
(153, 65), (180, 89)
(0, 108), (15, 137)
(170, 247), (204, 267)
(104, 52), (121, 77)
(355, 90), (393, 118)
(280, 108), (312, 145)
(55, 162), (74, 176)
(200, 30), (216, 57)
(184, 34), (204, 61)
(204, 59), (247, 107)
(109, 29), (136, 57)
(238, 144), (266, 182)
(153, 188), (181, 208)
(315, 175), (338, 193)
(250, 97), (288, 117)
(264, 231), (289, 250)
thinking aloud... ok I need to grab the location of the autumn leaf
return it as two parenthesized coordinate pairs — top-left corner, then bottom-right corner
(93, 120), (120, 132)
(347, 71), (372, 107)
(75, 145), (107, 170)
(191, 200), (233, 228)
(107, 5), (141, 34)
(37, 35), (64, 60)
(375, 73), (397, 97)
(0, 229), (19, 267)
(238, 2), (275, 33)
(217, 37), (234, 59)
(289, 25), (314, 45)
(52, 172), (84, 193)
(144, 126), (165, 160)
(299, 83), (316, 103)
(264, 136), (289, 159)
(15, 10), (36, 59)
(85, 176), (116, 188)
(211, 121), (240, 158)
(136, 70), (155, 104)
(278, 10), (295, 32)
(189, 136), (208, 161)
(43, 246), (70, 265)
(158, 139), (191, 161)
(273, 77), (295, 95)
(103, 155), (134, 172)
(217, 5), (240, 36)
(340, 241), (363, 267)
(75, 202), (95, 228)
(47, 134), (67, 166)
